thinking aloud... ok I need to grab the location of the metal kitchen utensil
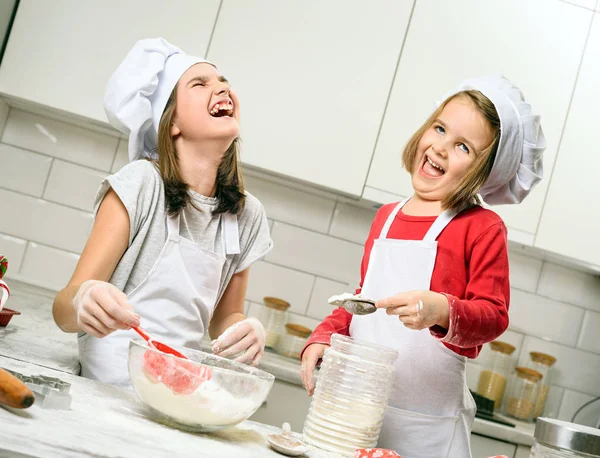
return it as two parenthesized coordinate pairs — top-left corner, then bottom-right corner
(5, 369), (72, 410)
(267, 422), (308, 456)
(328, 294), (377, 315)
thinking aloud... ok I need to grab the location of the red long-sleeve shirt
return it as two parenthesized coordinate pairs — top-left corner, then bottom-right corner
(305, 203), (510, 359)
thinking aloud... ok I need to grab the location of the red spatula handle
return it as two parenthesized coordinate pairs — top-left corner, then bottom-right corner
(132, 326), (151, 342)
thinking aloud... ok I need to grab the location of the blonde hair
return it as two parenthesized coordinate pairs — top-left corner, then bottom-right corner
(402, 90), (500, 211)
(155, 86), (245, 216)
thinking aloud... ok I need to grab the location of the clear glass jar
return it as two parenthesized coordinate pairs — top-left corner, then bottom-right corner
(477, 340), (516, 410)
(258, 297), (290, 349)
(503, 366), (542, 422)
(528, 352), (557, 419)
(303, 334), (398, 457)
(275, 323), (312, 360)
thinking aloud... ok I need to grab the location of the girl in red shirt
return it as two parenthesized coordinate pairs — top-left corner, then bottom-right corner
(300, 76), (546, 458)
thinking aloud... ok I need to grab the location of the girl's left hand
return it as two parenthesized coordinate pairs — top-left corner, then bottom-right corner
(376, 291), (449, 331)
(211, 317), (266, 366)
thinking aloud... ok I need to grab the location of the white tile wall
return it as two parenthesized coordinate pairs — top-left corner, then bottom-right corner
(307, 277), (351, 320)
(0, 144), (52, 197)
(19, 242), (80, 291)
(1, 107), (599, 426)
(245, 261), (314, 314)
(111, 139), (129, 173)
(559, 0), (597, 10)
(244, 175), (336, 233)
(509, 289), (584, 346)
(2, 109), (118, 171)
(267, 221), (363, 284)
(577, 311), (600, 353)
(328, 202), (376, 244)
(537, 262), (600, 312)
(557, 389), (600, 427)
(44, 160), (107, 211)
(0, 233), (27, 273)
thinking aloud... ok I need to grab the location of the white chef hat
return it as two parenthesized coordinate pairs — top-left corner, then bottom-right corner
(442, 75), (546, 205)
(104, 37), (214, 161)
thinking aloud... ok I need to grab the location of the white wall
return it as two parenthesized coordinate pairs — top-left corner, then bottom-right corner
(0, 104), (599, 427)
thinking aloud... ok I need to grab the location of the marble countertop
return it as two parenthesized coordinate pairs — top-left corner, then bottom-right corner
(0, 356), (341, 458)
(1, 280), (536, 448)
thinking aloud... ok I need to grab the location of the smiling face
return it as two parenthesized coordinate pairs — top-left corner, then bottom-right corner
(407, 94), (496, 206)
(169, 62), (240, 144)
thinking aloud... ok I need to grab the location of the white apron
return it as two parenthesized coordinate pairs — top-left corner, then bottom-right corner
(350, 198), (476, 458)
(79, 212), (240, 387)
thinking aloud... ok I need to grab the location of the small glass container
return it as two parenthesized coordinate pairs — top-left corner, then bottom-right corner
(503, 366), (543, 422)
(528, 352), (557, 419)
(303, 334), (398, 456)
(275, 323), (312, 360)
(477, 340), (516, 410)
(259, 297), (290, 349)
(530, 418), (600, 457)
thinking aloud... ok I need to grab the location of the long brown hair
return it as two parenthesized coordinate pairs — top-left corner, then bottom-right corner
(402, 90), (500, 211)
(155, 86), (246, 216)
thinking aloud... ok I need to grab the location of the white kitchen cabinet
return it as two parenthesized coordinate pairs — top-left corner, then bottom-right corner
(471, 434), (517, 458)
(249, 379), (311, 433)
(207, 0), (413, 196)
(535, 13), (600, 268)
(0, 0), (220, 124)
(364, 0), (592, 242)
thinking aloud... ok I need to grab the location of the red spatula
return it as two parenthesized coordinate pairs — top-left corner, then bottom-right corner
(133, 326), (212, 395)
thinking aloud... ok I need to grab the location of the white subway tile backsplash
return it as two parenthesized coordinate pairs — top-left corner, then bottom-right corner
(519, 337), (600, 397)
(2, 109), (118, 171)
(307, 277), (351, 321)
(0, 188), (93, 253)
(542, 385), (565, 419)
(0, 144), (52, 197)
(557, 389), (600, 427)
(508, 252), (543, 293)
(559, 0), (597, 10)
(244, 175), (335, 233)
(0, 233), (27, 273)
(19, 242), (79, 291)
(267, 221), (363, 285)
(509, 289), (584, 346)
(577, 311), (600, 354)
(537, 262), (600, 313)
(111, 139), (129, 173)
(328, 202), (376, 244)
(44, 160), (107, 212)
(287, 312), (320, 333)
(246, 261), (314, 314)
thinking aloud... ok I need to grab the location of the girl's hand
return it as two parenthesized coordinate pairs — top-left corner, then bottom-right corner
(211, 317), (266, 366)
(376, 291), (449, 331)
(300, 343), (328, 396)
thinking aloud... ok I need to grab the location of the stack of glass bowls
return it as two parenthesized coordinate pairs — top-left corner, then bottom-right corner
(302, 334), (398, 456)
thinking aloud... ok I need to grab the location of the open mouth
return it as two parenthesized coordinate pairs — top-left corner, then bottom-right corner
(209, 100), (234, 118)
(421, 154), (445, 178)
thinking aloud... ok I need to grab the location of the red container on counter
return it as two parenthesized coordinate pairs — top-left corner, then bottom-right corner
(354, 449), (401, 458)
(0, 308), (21, 327)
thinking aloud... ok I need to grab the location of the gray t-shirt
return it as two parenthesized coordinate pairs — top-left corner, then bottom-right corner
(94, 160), (273, 302)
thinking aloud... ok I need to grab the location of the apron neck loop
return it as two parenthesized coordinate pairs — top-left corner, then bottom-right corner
(167, 213), (180, 236)
(378, 197), (461, 242)
(222, 213), (240, 255)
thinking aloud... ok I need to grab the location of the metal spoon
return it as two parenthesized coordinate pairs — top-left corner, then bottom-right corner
(328, 294), (377, 315)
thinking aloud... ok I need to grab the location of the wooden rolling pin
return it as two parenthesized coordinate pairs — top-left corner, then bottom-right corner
(0, 368), (35, 409)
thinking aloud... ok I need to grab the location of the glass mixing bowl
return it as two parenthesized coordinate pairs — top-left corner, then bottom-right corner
(128, 339), (275, 432)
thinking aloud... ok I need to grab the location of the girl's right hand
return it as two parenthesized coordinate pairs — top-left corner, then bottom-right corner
(72, 280), (140, 338)
(300, 343), (328, 396)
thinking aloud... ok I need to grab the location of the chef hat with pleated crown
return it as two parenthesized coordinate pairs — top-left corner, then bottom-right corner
(104, 37), (215, 162)
(441, 75), (546, 205)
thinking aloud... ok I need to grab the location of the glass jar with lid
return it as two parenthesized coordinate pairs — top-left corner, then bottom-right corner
(276, 323), (312, 360)
(258, 297), (290, 349)
(477, 340), (516, 409)
(503, 366), (543, 422)
(530, 418), (600, 457)
(528, 352), (557, 419)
